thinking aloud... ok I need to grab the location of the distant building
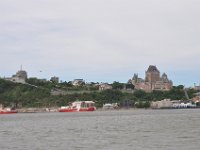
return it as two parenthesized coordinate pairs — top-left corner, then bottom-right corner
(50, 76), (59, 83)
(99, 83), (112, 91)
(194, 85), (200, 91)
(5, 68), (28, 84)
(130, 65), (173, 92)
(192, 96), (200, 103)
(72, 79), (85, 86)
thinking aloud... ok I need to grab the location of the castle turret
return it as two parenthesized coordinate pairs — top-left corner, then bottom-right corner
(161, 73), (169, 82)
(132, 73), (138, 84)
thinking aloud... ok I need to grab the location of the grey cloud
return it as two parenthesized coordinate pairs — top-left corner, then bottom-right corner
(0, 0), (200, 86)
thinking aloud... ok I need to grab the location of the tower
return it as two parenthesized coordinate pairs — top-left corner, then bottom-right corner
(145, 65), (160, 83)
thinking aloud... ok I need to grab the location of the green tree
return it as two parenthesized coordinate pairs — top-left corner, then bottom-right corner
(112, 81), (124, 90)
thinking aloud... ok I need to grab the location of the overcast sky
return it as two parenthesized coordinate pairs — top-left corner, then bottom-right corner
(0, 0), (200, 86)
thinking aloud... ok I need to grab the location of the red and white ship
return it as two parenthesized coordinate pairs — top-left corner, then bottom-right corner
(0, 107), (18, 114)
(59, 101), (96, 112)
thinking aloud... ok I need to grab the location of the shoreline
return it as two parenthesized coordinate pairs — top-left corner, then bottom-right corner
(15, 107), (200, 113)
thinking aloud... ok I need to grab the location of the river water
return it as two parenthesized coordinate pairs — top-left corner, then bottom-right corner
(0, 109), (200, 150)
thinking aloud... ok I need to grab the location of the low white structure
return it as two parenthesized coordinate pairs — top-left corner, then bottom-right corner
(172, 102), (196, 108)
(72, 79), (85, 86)
(102, 103), (119, 110)
(6, 76), (26, 84)
(151, 99), (173, 109)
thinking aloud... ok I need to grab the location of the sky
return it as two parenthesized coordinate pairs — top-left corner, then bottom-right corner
(0, 0), (200, 87)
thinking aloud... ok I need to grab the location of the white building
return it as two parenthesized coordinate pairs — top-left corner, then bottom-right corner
(5, 69), (28, 84)
(72, 79), (85, 86)
(151, 99), (173, 109)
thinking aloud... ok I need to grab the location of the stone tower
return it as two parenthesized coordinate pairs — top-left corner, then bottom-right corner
(145, 65), (160, 83)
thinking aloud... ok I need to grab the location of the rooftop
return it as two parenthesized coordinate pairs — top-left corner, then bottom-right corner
(147, 65), (160, 72)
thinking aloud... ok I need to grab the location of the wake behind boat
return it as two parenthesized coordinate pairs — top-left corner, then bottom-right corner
(59, 101), (96, 112)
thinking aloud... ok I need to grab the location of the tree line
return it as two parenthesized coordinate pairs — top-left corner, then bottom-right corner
(0, 78), (198, 108)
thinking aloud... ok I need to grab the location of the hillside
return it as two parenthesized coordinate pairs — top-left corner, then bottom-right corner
(0, 78), (197, 108)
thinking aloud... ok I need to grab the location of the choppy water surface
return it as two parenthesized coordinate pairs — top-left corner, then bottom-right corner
(0, 109), (200, 150)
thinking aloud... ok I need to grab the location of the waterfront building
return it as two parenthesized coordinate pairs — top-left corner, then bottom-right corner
(151, 99), (173, 109)
(130, 65), (173, 92)
(192, 96), (200, 103)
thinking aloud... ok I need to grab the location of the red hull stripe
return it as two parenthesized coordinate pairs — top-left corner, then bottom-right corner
(59, 107), (95, 112)
(0, 111), (18, 114)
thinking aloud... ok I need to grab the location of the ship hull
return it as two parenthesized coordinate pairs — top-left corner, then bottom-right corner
(0, 111), (18, 114)
(59, 107), (95, 112)
(58, 108), (77, 112)
(59, 101), (96, 112)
